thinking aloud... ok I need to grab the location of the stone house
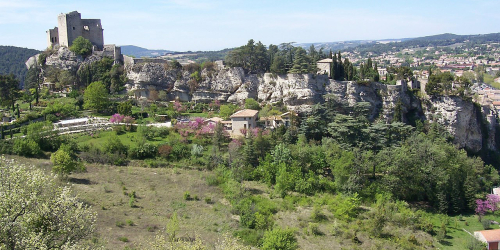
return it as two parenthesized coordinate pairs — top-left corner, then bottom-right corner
(474, 229), (500, 250)
(260, 112), (296, 129)
(230, 109), (259, 136)
(317, 58), (333, 75)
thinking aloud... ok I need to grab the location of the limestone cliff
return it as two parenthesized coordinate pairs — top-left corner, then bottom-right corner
(24, 53), (498, 153)
(126, 61), (498, 153)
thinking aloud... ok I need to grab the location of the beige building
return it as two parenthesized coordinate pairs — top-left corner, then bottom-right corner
(316, 58), (333, 75)
(230, 109), (259, 136)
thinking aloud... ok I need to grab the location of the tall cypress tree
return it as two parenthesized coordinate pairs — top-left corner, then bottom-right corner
(331, 54), (337, 79)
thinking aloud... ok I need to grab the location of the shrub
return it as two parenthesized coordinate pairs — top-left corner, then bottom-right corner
(79, 145), (128, 166)
(262, 227), (298, 250)
(129, 142), (157, 159)
(126, 219), (134, 226)
(51, 147), (84, 177)
(170, 143), (190, 160)
(158, 144), (173, 159)
(102, 135), (128, 155)
(129, 196), (135, 208)
(183, 191), (191, 200)
(482, 219), (491, 230)
(191, 144), (204, 157)
(310, 205), (328, 222)
(308, 222), (322, 236)
(118, 237), (129, 242)
(0, 157), (96, 249)
(13, 138), (41, 157)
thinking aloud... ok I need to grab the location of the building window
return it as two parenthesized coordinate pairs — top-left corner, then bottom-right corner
(72, 27), (75, 30)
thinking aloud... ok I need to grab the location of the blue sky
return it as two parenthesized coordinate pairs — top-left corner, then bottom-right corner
(1, 0), (499, 51)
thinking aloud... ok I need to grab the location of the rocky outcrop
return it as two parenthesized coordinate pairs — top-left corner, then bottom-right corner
(44, 47), (84, 72)
(422, 96), (498, 153)
(26, 52), (497, 153)
(125, 62), (499, 153)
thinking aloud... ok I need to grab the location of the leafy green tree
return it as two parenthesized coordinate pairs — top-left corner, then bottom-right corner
(262, 227), (298, 250)
(244, 98), (260, 110)
(117, 101), (133, 116)
(83, 81), (109, 112)
(69, 36), (93, 56)
(219, 104), (239, 119)
(25, 64), (42, 105)
(0, 157), (96, 249)
(0, 74), (21, 111)
(51, 146), (83, 177)
(25, 121), (61, 152)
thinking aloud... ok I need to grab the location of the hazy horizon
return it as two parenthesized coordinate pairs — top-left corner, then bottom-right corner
(1, 0), (499, 51)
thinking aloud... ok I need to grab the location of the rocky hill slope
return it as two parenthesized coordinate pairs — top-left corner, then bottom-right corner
(25, 52), (499, 154)
(125, 58), (498, 154)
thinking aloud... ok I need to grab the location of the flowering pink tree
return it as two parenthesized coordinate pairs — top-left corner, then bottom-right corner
(110, 113), (125, 123)
(476, 194), (500, 221)
(173, 100), (185, 112)
(123, 116), (135, 131)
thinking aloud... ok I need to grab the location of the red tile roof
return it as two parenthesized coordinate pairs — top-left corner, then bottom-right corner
(230, 109), (259, 118)
(478, 229), (500, 242)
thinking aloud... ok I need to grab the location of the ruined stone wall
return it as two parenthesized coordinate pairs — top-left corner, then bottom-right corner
(46, 27), (58, 48)
(58, 11), (82, 48)
(81, 19), (104, 49)
(52, 11), (104, 50)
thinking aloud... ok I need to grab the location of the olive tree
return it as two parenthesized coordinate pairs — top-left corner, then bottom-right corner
(0, 157), (96, 249)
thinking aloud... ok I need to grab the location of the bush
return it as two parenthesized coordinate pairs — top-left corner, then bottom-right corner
(129, 142), (157, 159)
(13, 138), (41, 157)
(102, 135), (128, 155)
(79, 145), (128, 166)
(191, 144), (204, 157)
(482, 219), (491, 230)
(234, 229), (263, 247)
(183, 191), (191, 201)
(51, 148), (84, 177)
(262, 227), (298, 250)
(158, 144), (173, 159)
(170, 143), (190, 160)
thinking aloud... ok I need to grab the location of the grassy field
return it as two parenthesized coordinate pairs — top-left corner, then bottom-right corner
(7, 154), (500, 249)
(70, 163), (236, 249)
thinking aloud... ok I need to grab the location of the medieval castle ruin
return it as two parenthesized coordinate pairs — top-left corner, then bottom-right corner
(46, 11), (122, 63)
(47, 11), (104, 50)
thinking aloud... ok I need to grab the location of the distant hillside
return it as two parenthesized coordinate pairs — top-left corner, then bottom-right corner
(120, 45), (173, 58)
(0, 46), (40, 85)
(343, 32), (500, 56)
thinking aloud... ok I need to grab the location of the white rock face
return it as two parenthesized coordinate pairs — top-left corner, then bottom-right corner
(423, 96), (483, 152)
(45, 47), (83, 71)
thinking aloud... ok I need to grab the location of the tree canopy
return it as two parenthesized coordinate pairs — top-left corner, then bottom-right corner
(69, 36), (93, 56)
(0, 157), (96, 249)
(83, 81), (109, 112)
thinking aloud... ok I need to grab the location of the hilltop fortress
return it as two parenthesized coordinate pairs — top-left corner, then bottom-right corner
(43, 11), (122, 64)
(47, 11), (104, 50)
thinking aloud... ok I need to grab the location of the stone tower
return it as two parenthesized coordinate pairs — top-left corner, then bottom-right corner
(47, 11), (104, 50)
